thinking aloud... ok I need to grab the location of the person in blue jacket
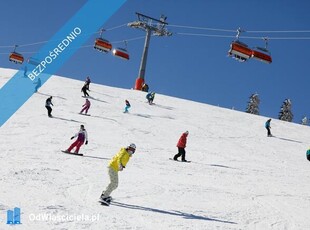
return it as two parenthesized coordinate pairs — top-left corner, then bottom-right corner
(265, 119), (272, 137)
(306, 148), (310, 161)
(124, 100), (131, 113)
(146, 92), (155, 105)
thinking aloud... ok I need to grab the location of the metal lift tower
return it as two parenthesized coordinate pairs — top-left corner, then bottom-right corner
(128, 12), (172, 90)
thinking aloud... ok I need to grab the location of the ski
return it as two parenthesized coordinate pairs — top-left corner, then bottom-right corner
(61, 150), (83, 156)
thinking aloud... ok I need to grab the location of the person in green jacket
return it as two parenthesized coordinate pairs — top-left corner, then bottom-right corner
(100, 143), (136, 205)
(307, 148), (310, 161)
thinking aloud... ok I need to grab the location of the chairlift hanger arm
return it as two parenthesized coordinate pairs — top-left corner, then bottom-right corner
(135, 12), (168, 25)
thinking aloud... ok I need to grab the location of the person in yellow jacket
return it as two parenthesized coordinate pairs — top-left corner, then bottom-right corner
(100, 143), (136, 205)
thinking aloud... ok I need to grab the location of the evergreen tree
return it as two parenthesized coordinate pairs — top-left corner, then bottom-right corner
(245, 93), (260, 115)
(301, 116), (308, 125)
(278, 99), (293, 122)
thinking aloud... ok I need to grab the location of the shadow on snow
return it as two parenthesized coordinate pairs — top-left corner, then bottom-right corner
(36, 92), (66, 100)
(111, 201), (237, 224)
(83, 155), (110, 160)
(273, 136), (304, 144)
(82, 95), (107, 103)
(52, 116), (81, 123)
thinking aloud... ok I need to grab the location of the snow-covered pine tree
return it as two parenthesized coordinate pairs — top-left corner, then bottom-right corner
(301, 116), (308, 125)
(278, 99), (293, 122)
(245, 93), (260, 115)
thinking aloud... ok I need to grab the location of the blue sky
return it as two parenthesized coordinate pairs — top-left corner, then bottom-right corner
(1, 0), (310, 123)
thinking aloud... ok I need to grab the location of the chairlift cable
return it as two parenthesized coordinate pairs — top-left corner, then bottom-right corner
(177, 32), (310, 40)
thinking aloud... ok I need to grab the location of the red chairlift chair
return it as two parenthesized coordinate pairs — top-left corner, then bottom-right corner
(94, 29), (112, 53)
(112, 41), (129, 60)
(228, 41), (253, 62)
(228, 28), (252, 62)
(251, 38), (272, 64)
(9, 45), (24, 64)
(27, 57), (40, 66)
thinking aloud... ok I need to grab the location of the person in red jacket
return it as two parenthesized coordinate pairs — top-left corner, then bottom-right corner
(173, 131), (189, 162)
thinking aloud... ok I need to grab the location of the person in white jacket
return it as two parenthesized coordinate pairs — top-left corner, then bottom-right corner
(65, 125), (88, 154)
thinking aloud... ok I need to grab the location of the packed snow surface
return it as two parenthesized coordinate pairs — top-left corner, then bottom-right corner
(0, 68), (309, 230)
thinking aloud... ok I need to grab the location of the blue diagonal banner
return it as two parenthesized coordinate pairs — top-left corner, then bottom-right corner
(0, 0), (127, 127)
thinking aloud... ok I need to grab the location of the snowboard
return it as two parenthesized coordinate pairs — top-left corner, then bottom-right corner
(169, 158), (191, 163)
(78, 113), (91, 116)
(99, 197), (112, 206)
(61, 150), (83, 156)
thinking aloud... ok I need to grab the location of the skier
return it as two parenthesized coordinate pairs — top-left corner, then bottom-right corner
(81, 84), (90, 97)
(80, 98), (91, 115)
(146, 92), (155, 105)
(85, 76), (91, 90)
(124, 100), (131, 113)
(173, 131), (189, 162)
(99, 143), (136, 205)
(33, 77), (41, 93)
(65, 125), (88, 154)
(45, 96), (53, 117)
(307, 148), (310, 161)
(265, 119), (272, 137)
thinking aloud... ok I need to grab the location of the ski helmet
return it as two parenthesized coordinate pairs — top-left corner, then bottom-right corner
(127, 143), (136, 154)
(128, 143), (136, 150)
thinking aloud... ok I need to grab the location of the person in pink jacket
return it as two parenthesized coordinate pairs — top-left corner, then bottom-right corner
(173, 131), (189, 162)
(80, 98), (91, 115)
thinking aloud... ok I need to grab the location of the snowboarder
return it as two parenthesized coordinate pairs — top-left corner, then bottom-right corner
(45, 96), (53, 117)
(173, 131), (189, 162)
(33, 77), (41, 93)
(265, 119), (272, 137)
(124, 100), (131, 113)
(85, 76), (91, 90)
(307, 148), (310, 161)
(81, 84), (90, 97)
(80, 98), (91, 115)
(65, 125), (88, 154)
(99, 143), (136, 205)
(146, 92), (155, 105)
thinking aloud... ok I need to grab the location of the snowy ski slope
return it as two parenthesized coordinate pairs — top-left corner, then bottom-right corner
(0, 68), (309, 230)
